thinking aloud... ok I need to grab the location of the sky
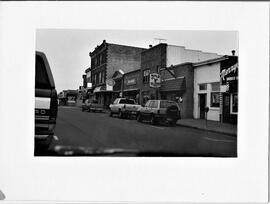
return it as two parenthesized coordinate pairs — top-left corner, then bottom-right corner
(36, 29), (238, 92)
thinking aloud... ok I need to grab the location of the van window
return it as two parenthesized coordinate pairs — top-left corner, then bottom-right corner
(35, 55), (51, 89)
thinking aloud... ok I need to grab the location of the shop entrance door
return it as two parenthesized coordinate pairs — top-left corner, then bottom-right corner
(223, 93), (230, 123)
(199, 94), (206, 119)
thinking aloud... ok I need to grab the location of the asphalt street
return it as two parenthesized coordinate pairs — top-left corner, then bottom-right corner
(47, 106), (237, 157)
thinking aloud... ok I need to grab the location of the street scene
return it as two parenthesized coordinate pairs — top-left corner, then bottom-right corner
(35, 30), (238, 157)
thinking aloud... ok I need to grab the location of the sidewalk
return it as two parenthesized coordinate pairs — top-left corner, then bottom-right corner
(176, 119), (237, 136)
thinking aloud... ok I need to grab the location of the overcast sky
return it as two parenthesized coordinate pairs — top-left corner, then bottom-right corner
(36, 29), (238, 92)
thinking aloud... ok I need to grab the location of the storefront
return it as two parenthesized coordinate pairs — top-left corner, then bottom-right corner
(123, 69), (140, 103)
(220, 56), (238, 124)
(93, 85), (118, 108)
(193, 58), (225, 121)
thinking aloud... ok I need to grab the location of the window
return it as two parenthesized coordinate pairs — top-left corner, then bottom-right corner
(95, 74), (99, 84)
(211, 93), (220, 107)
(99, 72), (102, 83)
(231, 93), (238, 113)
(199, 83), (207, 91)
(145, 100), (151, 107)
(151, 101), (158, 108)
(211, 82), (220, 91)
(160, 101), (177, 108)
(97, 54), (100, 66)
(143, 69), (150, 83)
(210, 82), (220, 108)
(35, 55), (51, 89)
(119, 99), (135, 104)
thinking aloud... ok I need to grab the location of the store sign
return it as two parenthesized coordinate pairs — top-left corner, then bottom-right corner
(106, 79), (115, 86)
(220, 63), (238, 81)
(126, 78), (136, 85)
(150, 73), (161, 88)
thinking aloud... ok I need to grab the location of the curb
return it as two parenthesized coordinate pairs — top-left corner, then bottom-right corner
(176, 123), (237, 137)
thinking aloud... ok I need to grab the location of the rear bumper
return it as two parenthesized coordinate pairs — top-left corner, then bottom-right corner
(122, 110), (138, 115)
(155, 114), (180, 121)
(35, 120), (56, 143)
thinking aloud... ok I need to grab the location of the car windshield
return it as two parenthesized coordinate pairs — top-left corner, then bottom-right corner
(160, 101), (177, 108)
(119, 99), (135, 104)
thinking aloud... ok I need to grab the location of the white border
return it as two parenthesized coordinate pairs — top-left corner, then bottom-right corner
(0, 2), (268, 203)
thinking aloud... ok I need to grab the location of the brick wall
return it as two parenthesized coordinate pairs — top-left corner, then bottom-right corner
(140, 43), (167, 104)
(160, 63), (194, 118)
(107, 44), (145, 80)
(123, 70), (140, 91)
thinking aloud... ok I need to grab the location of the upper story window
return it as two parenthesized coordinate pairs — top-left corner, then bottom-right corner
(199, 83), (207, 91)
(143, 69), (150, 83)
(211, 82), (220, 92)
(101, 53), (106, 64)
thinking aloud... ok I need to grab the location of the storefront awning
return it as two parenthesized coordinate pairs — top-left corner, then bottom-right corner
(123, 88), (139, 92)
(93, 85), (117, 93)
(160, 77), (186, 92)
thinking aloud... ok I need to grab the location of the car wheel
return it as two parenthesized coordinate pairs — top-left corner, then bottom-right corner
(109, 110), (113, 117)
(119, 110), (123, 119)
(150, 114), (156, 125)
(169, 120), (177, 126)
(137, 113), (142, 122)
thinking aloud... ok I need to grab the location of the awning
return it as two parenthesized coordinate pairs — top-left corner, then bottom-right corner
(93, 86), (102, 93)
(93, 85), (116, 93)
(160, 77), (186, 92)
(123, 88), (139, 92)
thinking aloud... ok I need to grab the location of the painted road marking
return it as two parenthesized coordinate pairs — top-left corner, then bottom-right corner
(203, 137), (235, 143)
(53, 135), (59, 141)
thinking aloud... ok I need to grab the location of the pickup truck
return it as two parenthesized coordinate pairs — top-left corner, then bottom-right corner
(82, 99), (104, 112)
(109, 98), (141, 119)
(35, 51), (58, 151)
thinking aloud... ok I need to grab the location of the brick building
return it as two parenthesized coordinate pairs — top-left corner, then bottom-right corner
(160, 63), (194, 119)
(139, 43), (221, 106)
(89, 40), (146, 107)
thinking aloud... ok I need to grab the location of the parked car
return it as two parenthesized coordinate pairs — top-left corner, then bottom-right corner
(137, 100), (180, 126)
(82, 99), (104, 112)
(109, 98), (141, 118)
(35, 51), (58, 149)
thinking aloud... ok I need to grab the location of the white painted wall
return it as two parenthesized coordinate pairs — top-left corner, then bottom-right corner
(166, 45), (221, 67)
(193, 62), (221, 121)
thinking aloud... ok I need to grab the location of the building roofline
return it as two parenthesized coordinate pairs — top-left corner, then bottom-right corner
(192, 56), (229, 67)
(123, 69), (141, 75)
(85, 67), (91, 73)
(108, 42), (147, 50)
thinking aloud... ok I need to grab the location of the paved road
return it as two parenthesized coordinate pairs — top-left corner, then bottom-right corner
(45, 106), (237, 157)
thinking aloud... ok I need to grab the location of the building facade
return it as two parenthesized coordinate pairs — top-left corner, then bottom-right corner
(159, 63), (194, 119)
(193, 55), (238, 123)
(122, 69), (140, 103)
(220, 56), (238, 124)
(89, 40), (146, 108)
(139, 43), (221, 105)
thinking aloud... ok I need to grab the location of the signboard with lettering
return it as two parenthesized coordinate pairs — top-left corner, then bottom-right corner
(220, 56), (238, 92)
(106, 79), (115, 86)
(150, 73), (161, 88)
(126, 78), (136, 85)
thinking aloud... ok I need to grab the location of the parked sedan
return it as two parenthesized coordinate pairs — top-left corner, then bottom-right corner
(137, 100), (181, 126)
(82, 99), (104, 112)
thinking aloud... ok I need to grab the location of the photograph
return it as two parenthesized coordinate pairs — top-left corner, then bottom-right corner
(35, 29), (238, 157)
